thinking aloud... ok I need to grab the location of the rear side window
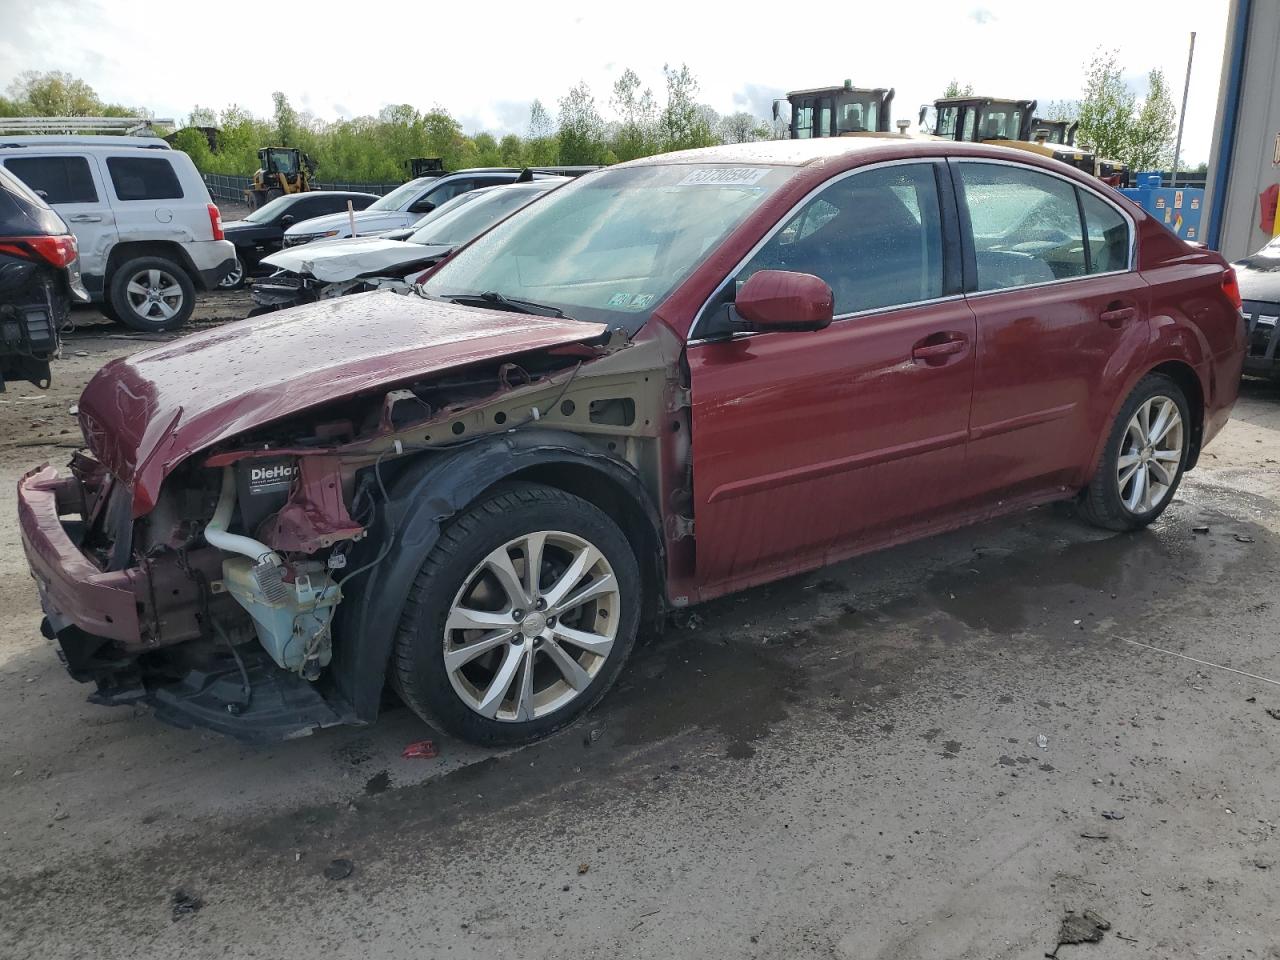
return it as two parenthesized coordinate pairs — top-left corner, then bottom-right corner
(105, 156), (183, 201)
(957, 163), (1086, 291)
(4, 156), (98, 204)
(1079, 190), (1130, 273)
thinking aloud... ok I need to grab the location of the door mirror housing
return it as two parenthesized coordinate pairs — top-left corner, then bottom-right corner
(734, 270), (834, 332)
(408, 198), (436, 214)
(279, 214), (295, 228)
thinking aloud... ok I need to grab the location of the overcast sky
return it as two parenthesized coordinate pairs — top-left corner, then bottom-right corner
(0, 0), (1228, 164)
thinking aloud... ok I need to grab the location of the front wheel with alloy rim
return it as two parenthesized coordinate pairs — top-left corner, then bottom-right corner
(393, 482), (642, 746)
(1079, 373), (1191, 531)
(108, 256), (195, 331)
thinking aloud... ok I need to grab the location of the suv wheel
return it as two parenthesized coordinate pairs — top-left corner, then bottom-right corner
(217, 256), (245, 290)
(1079, 373), (1190, 531)
(392, 483), (641, 746)
(109, 257), (195, 331)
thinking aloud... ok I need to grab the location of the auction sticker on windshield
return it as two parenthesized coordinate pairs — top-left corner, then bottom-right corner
(678, 167), (770, 186)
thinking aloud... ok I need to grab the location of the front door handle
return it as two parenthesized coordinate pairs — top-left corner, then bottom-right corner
(1100, 304), (1137, 327)
(68, 214), (103, 223)
(912, 335), (968, 363)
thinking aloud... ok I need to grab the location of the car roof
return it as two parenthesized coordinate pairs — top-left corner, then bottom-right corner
(286, 190), (379, 201)
(619, 136), (1066, 169)
(0, 135), (172, 151)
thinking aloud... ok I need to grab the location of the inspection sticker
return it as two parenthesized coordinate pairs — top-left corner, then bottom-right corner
(678, 167), (769, 187)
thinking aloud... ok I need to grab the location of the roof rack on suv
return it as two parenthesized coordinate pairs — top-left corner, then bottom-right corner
(0, 116), (175, 138)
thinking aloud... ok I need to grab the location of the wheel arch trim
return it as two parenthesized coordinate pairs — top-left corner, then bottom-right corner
(330, 430), (664, 722)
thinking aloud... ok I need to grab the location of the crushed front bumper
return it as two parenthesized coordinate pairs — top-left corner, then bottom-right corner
(17, 463), (354, 742)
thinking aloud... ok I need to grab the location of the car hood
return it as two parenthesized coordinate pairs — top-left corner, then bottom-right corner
(1236, 246), (1280, 303)
(223, 220), (279, 240)
(284, 210), (413, 238)
(261, 236), (453, 282)
(78, 293), (607, 516)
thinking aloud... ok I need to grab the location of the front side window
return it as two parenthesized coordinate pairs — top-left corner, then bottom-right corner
(817, 98), (833, 138)
(698, 164), (944, 337)
(1079, 190), (1130, 273)
(958, 163), (1086, 291)
(936, 106), (961, 138)
(835, 96), (878, 133)
(978, 106), (1025, 140)
(4, 156), (97, 204)
(421, 163), (792, 331)
(105, 157), (183, 201)
(369, 177), (436, 211)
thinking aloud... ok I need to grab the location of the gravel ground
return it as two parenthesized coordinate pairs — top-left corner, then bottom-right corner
(1, 302), (1278, 959)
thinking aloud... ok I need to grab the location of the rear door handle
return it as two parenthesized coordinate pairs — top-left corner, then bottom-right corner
(68, 214), (103, 223)
(1100, 304), (1137, 327)
(912, 336), (968, 362)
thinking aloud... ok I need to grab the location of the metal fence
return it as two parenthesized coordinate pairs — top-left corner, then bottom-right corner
(202, 173), (401, 204)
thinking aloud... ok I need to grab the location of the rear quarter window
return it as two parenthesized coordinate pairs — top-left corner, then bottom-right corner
(106, 156), (184, 201)
(4, 156), (98, 204)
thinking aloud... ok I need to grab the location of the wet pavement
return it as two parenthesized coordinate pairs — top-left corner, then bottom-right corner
(0, 367), (1278, 959)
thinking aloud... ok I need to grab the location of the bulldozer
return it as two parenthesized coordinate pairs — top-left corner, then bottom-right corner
(1029, 117), (1079, 146)
(922, 96), (1098, 176)
(774, 80), (895, 138)
(244, 147), (314, 211)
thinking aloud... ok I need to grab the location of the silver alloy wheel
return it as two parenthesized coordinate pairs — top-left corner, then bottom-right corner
(1117, 395), (1184, 513)
(444, 530), (620, 723)
(217, 257), (244, 289)
(125, 267), (184, 321)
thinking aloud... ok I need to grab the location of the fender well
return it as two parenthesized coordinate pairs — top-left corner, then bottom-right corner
(330, 430), (664, 722)
(1150, 359), (1206, 469)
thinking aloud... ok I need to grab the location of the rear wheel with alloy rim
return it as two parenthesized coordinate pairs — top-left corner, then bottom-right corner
(108, 256), (195, 331)
(393, 482), (641, 746)
(217, 256), (245, 290)
(1079, 373), (1191, 531)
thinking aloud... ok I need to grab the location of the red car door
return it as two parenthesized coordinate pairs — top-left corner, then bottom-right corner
(687, 162), (976, 594)
(953, 160), (1148, 501)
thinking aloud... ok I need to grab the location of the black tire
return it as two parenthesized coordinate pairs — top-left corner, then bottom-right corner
(108, 256), (196, 332)
(1078, 373), (1191, 531)
(217, 256), (246, 290)
(94, 299), (121, 323)
(392, 482), (641, 746)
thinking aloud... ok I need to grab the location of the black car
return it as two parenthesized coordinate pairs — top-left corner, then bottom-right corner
(1234, 234), (1280, 380)
(220, 190), (379, 288)
(0, 165), (88, 390)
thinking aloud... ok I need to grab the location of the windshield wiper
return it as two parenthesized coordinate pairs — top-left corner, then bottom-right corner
(447, 291), (566, 318)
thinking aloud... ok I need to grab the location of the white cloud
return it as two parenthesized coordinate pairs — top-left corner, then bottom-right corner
(0, 0), (1228, 163)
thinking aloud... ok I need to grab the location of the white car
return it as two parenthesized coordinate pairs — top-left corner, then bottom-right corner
(281, 168), (568, 247)
(252, 180), (564, 312)
(0, 134), (236, 330)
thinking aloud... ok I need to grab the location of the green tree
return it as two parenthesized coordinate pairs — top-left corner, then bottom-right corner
(524, 99), (559, 165)
(498, 133), (524, 166)
(660, 64), (716, 152)
(1128, 69), (1176, 170)
(943, 79), (974, 99)
(1076, 48), (1134, 160)
(272, 91), (299, 146)
(7, 70), (102, 115)
(558, 82), (607, 165)
(717, 111), (769, 144)
(609, 68), (660, 161)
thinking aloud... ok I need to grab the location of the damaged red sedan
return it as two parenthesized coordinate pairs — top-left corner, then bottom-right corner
(18, 139), (1246, 745)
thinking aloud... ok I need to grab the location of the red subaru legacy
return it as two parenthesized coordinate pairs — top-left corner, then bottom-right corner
(18, 138), (1245, 745)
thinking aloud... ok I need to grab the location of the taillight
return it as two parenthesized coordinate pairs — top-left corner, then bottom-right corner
(208, 203), (224, 241)
(1221, 267), (1243, 311)
(0, 234), (78, 268)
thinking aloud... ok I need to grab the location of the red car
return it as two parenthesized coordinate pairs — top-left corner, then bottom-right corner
(18, 139), (1245, 745)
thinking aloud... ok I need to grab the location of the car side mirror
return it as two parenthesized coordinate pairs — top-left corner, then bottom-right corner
(409, 199), (436, 214)
(734, 270), (833, 332)
(280, 214), (295, 227)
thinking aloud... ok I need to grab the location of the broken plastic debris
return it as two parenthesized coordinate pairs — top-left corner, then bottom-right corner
(170, 888), (203, 921)
(401, 739), (438, 759)
(1192, 525), (1210, 534)
(324, 858), (354, 880)
(1046, 910), (1109, 958)
(1037, 734), (1049, 749)
(578, 863), (590, 874)
(1101, 810), (1125, 820)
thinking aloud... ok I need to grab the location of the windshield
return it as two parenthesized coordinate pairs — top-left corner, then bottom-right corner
(409, 186), (551, 246)
(368, 177), (435, 211)
(244, 194), (296, 223)
(422, 163), (792, 330)
(834, 95), (879, 133)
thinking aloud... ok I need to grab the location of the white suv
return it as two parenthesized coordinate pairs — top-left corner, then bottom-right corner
(0, 135), (236, 330)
